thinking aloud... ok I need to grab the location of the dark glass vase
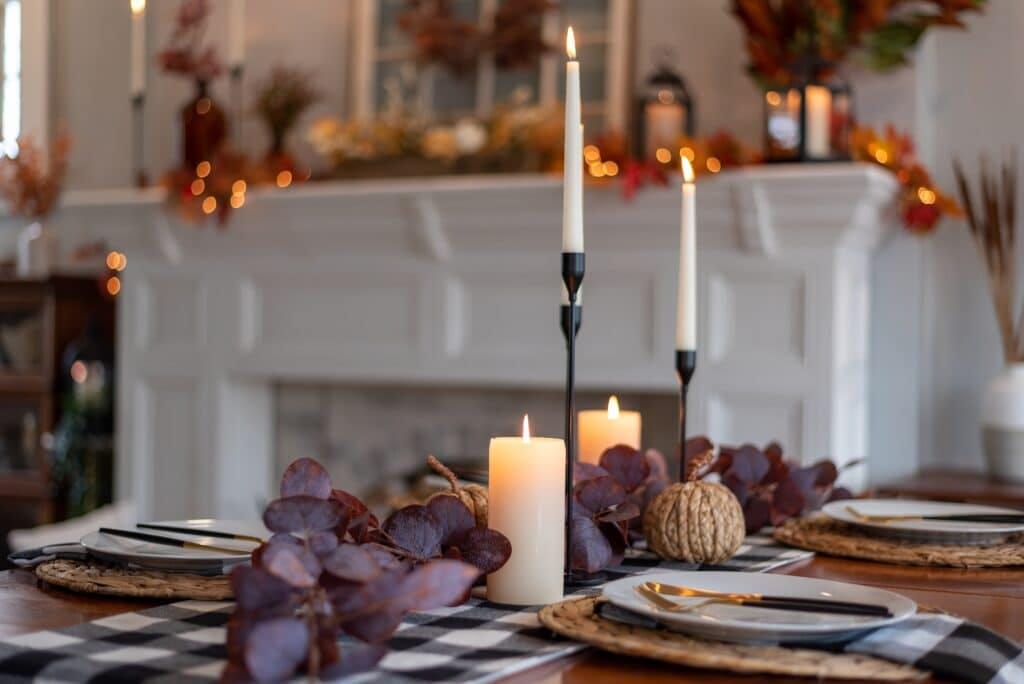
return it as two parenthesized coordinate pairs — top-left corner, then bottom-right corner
(265, 128), (296, 174)
(181, 79), (227, 170)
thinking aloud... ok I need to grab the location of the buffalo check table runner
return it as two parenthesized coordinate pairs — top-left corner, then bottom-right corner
(4, 536), (1021, 684)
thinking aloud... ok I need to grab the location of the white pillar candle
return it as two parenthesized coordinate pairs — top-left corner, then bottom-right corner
(129, 0), (146, 97)
(804, 85), (831, 158)
(676, 157), (697, 351)
(562, 27), (583, 253)
(578, 396), (642, 465)
(227, 0), (246, 69)
(487, 415), (566, 606)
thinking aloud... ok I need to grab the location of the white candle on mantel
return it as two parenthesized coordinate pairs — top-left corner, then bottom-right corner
(804, 85), (831, 158)
(129, 0), (146, 97)
(227, 0), (246, 69)
(562, 27), (583, 253)
(487, 415), (566, 606)
(578, 396), (642, 465)
(676, 156), (697, 351)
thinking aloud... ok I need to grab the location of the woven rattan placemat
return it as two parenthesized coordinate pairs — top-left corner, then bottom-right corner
(34, 559), (233, 600)
(537, 596), (925, 681)
(773, 517), (1024, 568)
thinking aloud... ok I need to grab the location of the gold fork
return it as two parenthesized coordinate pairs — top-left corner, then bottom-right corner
(633, 584), (725, 613)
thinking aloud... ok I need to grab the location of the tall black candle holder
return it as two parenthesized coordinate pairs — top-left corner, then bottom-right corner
(559, 303), (581, 339)
(132, 93), (147, 187)
(676, 349), (697, 481)
(562, 252), (603, 587)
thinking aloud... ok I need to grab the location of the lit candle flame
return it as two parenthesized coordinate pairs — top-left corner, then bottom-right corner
(607, 395), (620, 420)
(680, 155), (695, 184)
(130, 0), (146, 13)
(522, 414), (531, 444)
(566, 27), (576, 60)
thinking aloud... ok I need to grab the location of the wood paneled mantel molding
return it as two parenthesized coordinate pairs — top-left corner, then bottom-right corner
(39, 165), (903, 520)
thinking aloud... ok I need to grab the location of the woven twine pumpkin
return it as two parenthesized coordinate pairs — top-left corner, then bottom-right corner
(427, 454), (489, 527)
(643, 452), (745, 563)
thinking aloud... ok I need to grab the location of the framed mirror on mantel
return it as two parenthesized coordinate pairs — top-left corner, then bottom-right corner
(350, 0), (633, 133)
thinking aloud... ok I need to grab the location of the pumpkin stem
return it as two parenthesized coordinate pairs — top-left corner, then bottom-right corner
(685, 449), (714, 482)
(427, 454), (461, 493)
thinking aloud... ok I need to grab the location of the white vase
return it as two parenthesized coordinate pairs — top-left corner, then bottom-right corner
(981, 363), (1024, 482)
(16, 220), (56, 278)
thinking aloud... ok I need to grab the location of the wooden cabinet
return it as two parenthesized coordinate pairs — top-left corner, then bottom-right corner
(0, 276), (114, 527)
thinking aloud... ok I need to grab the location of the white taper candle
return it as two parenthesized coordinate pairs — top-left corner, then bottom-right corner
(129, 0), (146, 97)
(676, 156), (697, 351)
(227, 0), (246, 69)
(562, 27), (583, 253)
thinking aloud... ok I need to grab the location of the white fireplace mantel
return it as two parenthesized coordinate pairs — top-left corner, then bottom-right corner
(45, 165), (902, 520)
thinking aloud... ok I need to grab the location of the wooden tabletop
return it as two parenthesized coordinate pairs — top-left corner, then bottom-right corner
(2, 554), (1022, 683)
(875, 468), (1024, 508)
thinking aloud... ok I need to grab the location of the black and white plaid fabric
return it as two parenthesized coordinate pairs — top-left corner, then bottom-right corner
(599, 594), (1024, 684)
(846, 614), (1024, 684)
(0, 535), (809, 683)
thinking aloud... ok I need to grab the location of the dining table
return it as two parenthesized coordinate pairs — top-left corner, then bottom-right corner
(2, 551), (1021, 684)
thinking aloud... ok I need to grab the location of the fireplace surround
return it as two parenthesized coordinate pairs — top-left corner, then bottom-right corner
(41, 166), (906, 519)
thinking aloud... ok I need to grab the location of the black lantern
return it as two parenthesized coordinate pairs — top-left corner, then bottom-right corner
(763, 60), (852, 163)
(634, 49), (694, 164)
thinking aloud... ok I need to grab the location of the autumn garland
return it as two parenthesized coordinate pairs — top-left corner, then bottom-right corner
(583, 124), (961, 233)
(850, 124), (962, 233)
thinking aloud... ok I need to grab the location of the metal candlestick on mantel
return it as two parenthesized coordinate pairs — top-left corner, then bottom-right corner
(676, 349), (697, 481)
(132, 94), (148, 187)
(230, 65), (244, 148)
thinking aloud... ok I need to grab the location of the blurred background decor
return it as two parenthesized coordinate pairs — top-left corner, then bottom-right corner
(731, 0), (986, 82)
(634, 48), (694, 162)
(157, 0), (227, 170)
(953, 153), (1024, 481)
(851, 124), (962, 232)
(732, 0), (985, 163)
(0, 133), (71, 277)
(251, 64), (321, 175)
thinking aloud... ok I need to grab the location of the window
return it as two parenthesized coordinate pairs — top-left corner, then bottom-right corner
(352, 0), (631, 133)
(1, 0), (20, 157)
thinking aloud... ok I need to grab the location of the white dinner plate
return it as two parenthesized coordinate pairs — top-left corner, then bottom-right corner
(81, 519), (266, 570)
(823, 499), (1024, 543)
(602, 571), (915, 644)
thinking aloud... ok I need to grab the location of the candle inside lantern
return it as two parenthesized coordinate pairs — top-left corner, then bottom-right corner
(644, 91), (684, 161)
(562, 27), (583, 253)
(578, 396), (642, 464)
(129, 0), (146, 97)
(676, 156), (697, 351)
(487, 415), (566, 605)
(804, 85), (831, 158)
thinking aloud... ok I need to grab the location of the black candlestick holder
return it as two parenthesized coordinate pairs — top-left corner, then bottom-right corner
(559, 303), (581, 340)
(132, 93), (148, 188)
(676, 349), (697, 481)
(561, 252), (604, 588)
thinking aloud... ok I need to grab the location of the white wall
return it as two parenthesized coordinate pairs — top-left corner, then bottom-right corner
(40, 0), (1016, 478)
(917, 0), (1024, 471)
